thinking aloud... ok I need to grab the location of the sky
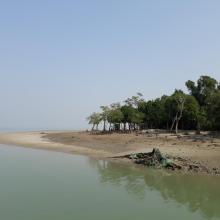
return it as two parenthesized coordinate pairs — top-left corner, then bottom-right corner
(0, 0), (220, 131)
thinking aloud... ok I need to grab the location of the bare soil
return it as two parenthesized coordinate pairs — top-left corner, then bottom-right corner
(0, 131), (220, 175)
(44, 131), (220, 173)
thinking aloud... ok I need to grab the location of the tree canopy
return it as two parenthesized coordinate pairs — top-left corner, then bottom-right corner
(87, 75), (220, 133)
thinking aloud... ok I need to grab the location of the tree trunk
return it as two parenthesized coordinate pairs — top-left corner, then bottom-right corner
(92, 124), (95, 131)
(123, 123), (126, 131)
(103, 120), (106, 131)
(166, 121), (169, 130)
(196, 121), (201, 134)
(109, 123), (112, 131)
(175, 119), (179, 134)
(170, 116), (177, 131)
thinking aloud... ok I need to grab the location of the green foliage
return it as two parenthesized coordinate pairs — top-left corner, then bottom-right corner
(138, 97), (167, 129)
(87, 75), (220, 131)
(100, 105), (111, 131)
(186, 75), (220, 130)
(121, 105), (135, 124)
(107, 109), (124, 124)
(208, 90), (220, 130)
(186, 75), (218, 106)
(124, 93), (144, 107)
(131, 109), (145, 125)
(87, 112), (102, 130)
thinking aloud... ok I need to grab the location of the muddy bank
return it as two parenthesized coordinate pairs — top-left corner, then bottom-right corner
(44, 131), (220, 172)
(0, 131), (220, 175)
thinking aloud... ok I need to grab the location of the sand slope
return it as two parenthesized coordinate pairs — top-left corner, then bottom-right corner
(0, 131), (220, 173)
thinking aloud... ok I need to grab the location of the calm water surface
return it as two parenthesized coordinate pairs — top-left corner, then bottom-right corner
(0, 144), (220, 220)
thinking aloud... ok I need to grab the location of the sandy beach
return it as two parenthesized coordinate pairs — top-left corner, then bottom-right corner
(0, 131), (220, 173)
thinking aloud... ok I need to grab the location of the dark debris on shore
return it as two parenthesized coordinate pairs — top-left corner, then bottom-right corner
(114, 148), (220, 175)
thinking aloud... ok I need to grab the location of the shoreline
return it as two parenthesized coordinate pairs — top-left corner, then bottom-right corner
(0, 131), (220, 175)
(0, 131), (111, 158)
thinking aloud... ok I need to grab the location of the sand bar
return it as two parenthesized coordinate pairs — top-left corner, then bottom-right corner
(0, 131), (220, 173)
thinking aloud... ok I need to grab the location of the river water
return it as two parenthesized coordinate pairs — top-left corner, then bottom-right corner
(0, 144), (220, 220)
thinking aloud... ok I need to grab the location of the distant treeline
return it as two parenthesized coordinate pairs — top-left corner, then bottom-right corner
(87, 75), (220, 133)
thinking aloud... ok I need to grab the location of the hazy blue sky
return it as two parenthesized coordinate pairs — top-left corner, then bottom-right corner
(0, 0), (220, 131)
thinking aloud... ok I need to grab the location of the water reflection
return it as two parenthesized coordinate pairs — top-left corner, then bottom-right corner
(88, 158), (220, 220)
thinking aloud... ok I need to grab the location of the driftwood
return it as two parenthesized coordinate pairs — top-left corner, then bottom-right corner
(120, 148), (218, 174)
(125, 148), (182, 170)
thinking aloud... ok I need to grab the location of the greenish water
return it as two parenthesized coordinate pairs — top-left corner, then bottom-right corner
(0, 144), (220, 220)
